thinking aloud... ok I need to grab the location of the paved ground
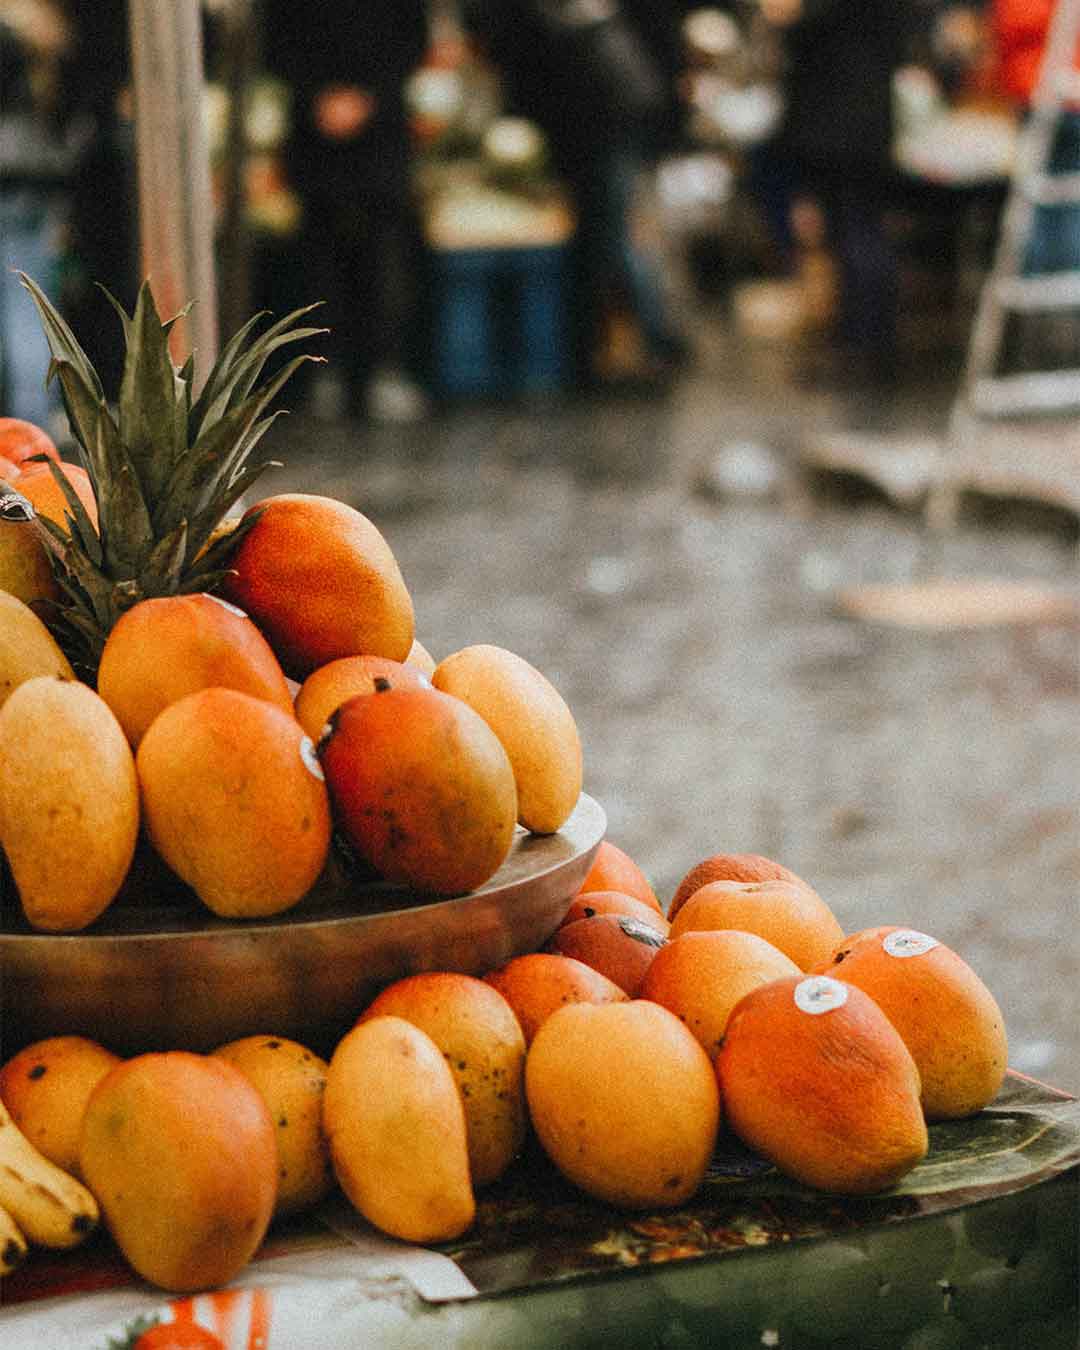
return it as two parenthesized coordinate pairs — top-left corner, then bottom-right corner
(265, 312), (1079, 1096)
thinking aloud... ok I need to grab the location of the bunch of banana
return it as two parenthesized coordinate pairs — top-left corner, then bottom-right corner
(0, 1098), (98, 1271)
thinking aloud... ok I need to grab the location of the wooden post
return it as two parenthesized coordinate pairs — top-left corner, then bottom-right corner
(127, 0), (218, 381)
(218, 0), (257, 343)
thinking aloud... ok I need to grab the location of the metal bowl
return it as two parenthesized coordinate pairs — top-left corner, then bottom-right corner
(1, 793), (605, 1056)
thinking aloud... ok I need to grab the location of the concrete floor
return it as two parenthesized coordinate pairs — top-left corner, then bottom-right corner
(264, 308), (1080, 1096)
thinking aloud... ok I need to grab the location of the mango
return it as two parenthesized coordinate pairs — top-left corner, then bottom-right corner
(0, 490), (58, 608)
(323, 1017), (475, 1243)
(0, 590), (74, 710)
(358, 972), (527, 1186)
(223, 493), (414, 679)
(526, 1000), (721, 1208)
(319, 684), (517, 896)
(136, 687), (331, 918)
(97, 592), (295, 747)
(79, 1052), (278, 1291)
(716, 974), (929, 1194)
(433, 643), (582, 834)
(213, 1035), (334, 1217)
(0, 676), (139, 930)
(293, 653), (430, 743)
(815, 926), (1008, 1119)
(0, 1035), (120, 1177)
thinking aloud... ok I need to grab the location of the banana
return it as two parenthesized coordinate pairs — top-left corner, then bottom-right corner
(0, 1200), (28, 1274)
(0, 1098), (98, 1248)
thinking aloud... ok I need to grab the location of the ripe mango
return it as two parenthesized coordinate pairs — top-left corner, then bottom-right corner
(319, 684), (517, 896)
(0, 1035), (120, 1177)
(358, 972), (527, 1186)
(323, 1017), (475, 1243)
(526, 1000), (721, 1208)
(717, 974), (929, 1194)
(433, 644), (582, 834)
(0, 590), (74, 710)
(0, 490), (58, 607)
(79, 1052), (277, 1292)
(136, 687), (331, 918)
(212, 1035), (334, 1217)
(97, 592), (294, 746)
(0, 676), (139, 930)
(223, 493), (414, 679)
(815, 926), (1008, 1119)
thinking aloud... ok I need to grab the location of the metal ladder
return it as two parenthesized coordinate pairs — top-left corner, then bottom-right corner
(928, 0), (1080, 527)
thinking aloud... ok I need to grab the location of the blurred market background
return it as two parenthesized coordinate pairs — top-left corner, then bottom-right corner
(1, 0), (1077, 1092)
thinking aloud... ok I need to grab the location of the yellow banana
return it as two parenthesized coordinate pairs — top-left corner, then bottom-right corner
(0, 1098), (98, 1248)
(0, 1199), (28, 1274)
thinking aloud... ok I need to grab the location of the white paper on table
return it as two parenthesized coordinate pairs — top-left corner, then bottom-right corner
(0, 1204), (477, 1350)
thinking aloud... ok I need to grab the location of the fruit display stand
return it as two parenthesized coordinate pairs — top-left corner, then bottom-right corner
(0, 794), (607, 1058)
(0, 1071), (1075, 1349)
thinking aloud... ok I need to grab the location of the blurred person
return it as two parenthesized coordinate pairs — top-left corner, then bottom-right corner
(0, 0), (75, 428)
(465, 0), (692, 390)
(750, 0), (916, 388)
(263, 0), (431, 422)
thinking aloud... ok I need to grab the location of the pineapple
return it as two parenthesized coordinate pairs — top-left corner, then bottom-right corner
(17, 273), (324, 677)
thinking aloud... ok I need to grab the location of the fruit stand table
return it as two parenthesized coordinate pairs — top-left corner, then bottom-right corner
(1, 1071), (1075, 1350)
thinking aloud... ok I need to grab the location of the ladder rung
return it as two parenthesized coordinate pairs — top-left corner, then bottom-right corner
(994, 273), (1080, 310)
(1023, 172), (1080, 206)
(971, 368), (1080, 416)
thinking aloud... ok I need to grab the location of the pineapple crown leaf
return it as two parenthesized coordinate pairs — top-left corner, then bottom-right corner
(18, 273), (322, 674)
(178, 350), (196, 427)
(95, 281), (132, 343)
(39, 460), (103, 568)
(112, 282), (190, 502)
(51, 532), (115, 635)
(17, 271), (105, 404)
(156, 350), (316, 544)
(29, 509), (71, 561)
(183, 457), (281, 566)
(48, 357), (115, 480)
(140, 519), (189, 598)
(176, 566), (238, 597)
(190, 301), (327, 439)
(188, 307), (269, 435)
(78, 374), (155, 576)
(183, 507), (264, 584)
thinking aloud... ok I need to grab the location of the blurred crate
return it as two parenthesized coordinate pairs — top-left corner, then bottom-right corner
(430, 243), (570, 399)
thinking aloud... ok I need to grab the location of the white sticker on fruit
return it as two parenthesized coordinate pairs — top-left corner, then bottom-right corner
(204, 592), (249, 619)
(0, 491), (34, 521)
(883, 929), (939, 958)
(300, 735), (325, 781)
(793, 975), (849, 1015)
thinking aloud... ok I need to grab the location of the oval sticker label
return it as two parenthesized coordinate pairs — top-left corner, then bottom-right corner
(203, 593), (249, 620)
(0, 491), (35, 523)
(299, 736), (324, 781)
(794, 975), (849, 1016)
(883, 929), (939, 958)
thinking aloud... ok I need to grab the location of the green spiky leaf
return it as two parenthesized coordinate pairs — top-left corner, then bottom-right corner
(16, 275), (321, 673)
(113, 282), (190, 502)
(140, 519), (190, 597)
(156, 351), (317, 539)
(40, 460), (103, 567)
(18, 272), (105, 405)
(190, 302), (326, 437)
